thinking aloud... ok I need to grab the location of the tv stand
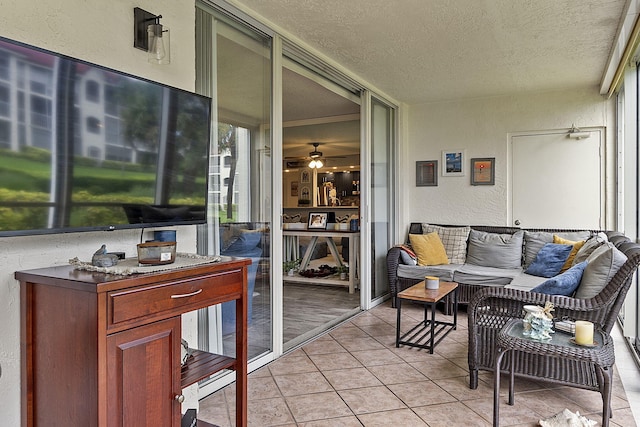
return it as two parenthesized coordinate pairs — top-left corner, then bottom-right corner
(16, 258), (250, 427)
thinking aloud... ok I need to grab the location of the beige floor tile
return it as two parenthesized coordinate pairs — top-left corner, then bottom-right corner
(334, 336), (386, 352)
(516, 389), (593, 420)
(433, 340), (467, 358)
(308, 351), (364, 371)
(413, 401), (491, 427)
(357, 408), (428, 426)
(367, 362), (429, 385)
(298, 416), (364, 426)
(357, 323), (398, 338)
(322, 366), (383, 390)
(302, 336), (347, 355)
(246, 375), (282, 400)
(272, 371), (333, 396)
(246, 396), (296, 426)
(286, 391), (354, 423)
(338, 385), (407, 414)
(350, 348), (404, 366)
(410, 357), (469, 380)
(433, 375), (493, 401)
(268, 353), (318, 376)
(329, 324), (370, 339)
(463, 396), (541, 426)
(388, 379), (457, 407)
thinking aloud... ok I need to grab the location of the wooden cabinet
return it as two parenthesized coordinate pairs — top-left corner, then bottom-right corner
(16, 257), (250, 427)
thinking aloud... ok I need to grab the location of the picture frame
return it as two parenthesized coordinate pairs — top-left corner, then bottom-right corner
(291, 181), (299, 196)
(470, 157), (495, 185)
(416, 160), (438, 186)
(308, 212), (328, 229)
(442, 149), (466, 176)
(301, 170), (310, 184)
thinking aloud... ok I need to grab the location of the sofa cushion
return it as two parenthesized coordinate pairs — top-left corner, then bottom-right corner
(397, 264), (459, 281)
(400, 249), (417, 265)
(530, 261), (588, 296)
(409, 232), (449, 266)
(466, 229), (524, 269)
(422, 224), (471, 264)
(574, 242), (627, 299)
(506, 272), (549, 291)
(553, 235), (585, 272)
(572, 233), (607, 266)
(453, 264), (521, 285)
(524, 243), (573, 278)
(523, 231), (592, 268)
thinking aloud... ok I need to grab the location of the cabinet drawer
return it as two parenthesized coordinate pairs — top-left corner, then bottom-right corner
(108, 270), (243, 326)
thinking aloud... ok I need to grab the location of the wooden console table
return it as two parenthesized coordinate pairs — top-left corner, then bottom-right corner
(16, 257), (250, 427)
(283, 229), (360, 293)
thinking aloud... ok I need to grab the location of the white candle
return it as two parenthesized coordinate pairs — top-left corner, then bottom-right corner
(575, 321), (594, 345)
(425, 276), (439, 290)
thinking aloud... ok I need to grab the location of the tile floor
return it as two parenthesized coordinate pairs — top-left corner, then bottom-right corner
(199, 300), (639, 426)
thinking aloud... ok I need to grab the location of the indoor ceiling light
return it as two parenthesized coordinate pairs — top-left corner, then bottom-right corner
(308, 142), (323, 168)
(308, 159), (323, 169)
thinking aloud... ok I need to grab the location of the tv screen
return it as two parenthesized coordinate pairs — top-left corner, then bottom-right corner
(0, 37), (212, 236)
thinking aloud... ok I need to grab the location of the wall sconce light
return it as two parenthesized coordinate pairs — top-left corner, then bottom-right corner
(134, 7), (170, 65)
(567, 124), (590, 140)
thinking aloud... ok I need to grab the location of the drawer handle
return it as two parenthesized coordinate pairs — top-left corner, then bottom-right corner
(170, 289), (203, 299)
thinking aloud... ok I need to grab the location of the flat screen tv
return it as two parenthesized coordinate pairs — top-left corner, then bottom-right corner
(0, 36), (212, 237)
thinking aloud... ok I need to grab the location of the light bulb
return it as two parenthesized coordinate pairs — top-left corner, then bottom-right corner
(147, 23), (170, 65)
(315, 159), (323, 169)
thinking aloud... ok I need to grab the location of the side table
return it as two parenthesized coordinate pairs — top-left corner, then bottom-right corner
(395, 281), (458, 354)
(493, 319), (615, 427)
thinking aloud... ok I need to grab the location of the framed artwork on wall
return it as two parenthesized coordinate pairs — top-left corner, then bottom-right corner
(301, 170), (310, 183)
(416, 160), (438, 186)
(470, 157), (495, 185)
(291, 181), (299, 196)
(442, 150), (465, 176)
(308, 212), (328, 229)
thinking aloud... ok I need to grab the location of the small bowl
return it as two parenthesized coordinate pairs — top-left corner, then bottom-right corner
(137, 241), (176, 265)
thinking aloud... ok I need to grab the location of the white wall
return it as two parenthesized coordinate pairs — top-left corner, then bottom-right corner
(0, 0), (198, 423)
(402, 88), (615, 233)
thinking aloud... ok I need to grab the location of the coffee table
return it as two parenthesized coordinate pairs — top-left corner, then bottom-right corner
(395, 281), (458, 354)
(494, 318), (615, 427)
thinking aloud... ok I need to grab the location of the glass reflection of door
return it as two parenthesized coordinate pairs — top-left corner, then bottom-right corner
(370, 97), (395, 302)
(281, 59), (362, 351)
(195, 6), (272, 394)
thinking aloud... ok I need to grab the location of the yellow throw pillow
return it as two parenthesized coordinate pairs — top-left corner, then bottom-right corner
(409, 232), (449, 266)
(553, 235), (586, 272)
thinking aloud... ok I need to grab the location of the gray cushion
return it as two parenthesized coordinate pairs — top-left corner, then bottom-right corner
(397, 264), (459, 281)
(572, 233), (607, 266)
(506, 273), (549, 291)
(422, 224), (471, 264)
(466, 230), (524, 269)
(453, 264), (521, 285)
(574, 242), (627, 299)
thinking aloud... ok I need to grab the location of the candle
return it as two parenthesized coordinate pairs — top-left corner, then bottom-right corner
(575, 320), (594, 345)
(425, 276), (440, 290)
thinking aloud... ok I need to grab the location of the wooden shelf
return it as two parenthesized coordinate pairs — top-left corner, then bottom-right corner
(181, 349), (237, 388)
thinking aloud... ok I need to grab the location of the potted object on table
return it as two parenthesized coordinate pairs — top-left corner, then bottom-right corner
(283, 258), (301, 276)
(337, 264), (349, 280)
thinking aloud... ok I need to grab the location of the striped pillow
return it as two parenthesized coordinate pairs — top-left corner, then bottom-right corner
(422, 224), (471, 264)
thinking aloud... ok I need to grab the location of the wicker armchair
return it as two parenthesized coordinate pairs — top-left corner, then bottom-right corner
(467, 234), (640, 391)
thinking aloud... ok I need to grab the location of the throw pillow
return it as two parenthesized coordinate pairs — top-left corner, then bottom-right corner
(399, 248), (417, 265)
(466, 229), (524, 269)
(222, 229), (262, 254)
(525, 243), (573, 278)
(572, 233), (607, 265)
(553, 235), (585, 272)
(409, 232), (449, 266)
(530, 261), (588, 296)
(524, 230), (591, 268)
(574, 242), (627, 299)
(422, 224), (471, 264)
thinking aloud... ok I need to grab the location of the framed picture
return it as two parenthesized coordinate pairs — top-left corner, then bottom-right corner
(301, 170), (310, 183)
(416, 160), (438, 186)
(308, 212), (328, 229)
(442, 150), (465, 176)
(291, 181), (299, 196)
(471, 157), (495, 185)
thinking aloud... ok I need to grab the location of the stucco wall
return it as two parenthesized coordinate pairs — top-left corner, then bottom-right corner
(402, 88), (615, 233)
(0, 0), (198, 423)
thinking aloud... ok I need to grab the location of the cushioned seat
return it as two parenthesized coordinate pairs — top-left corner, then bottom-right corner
(397, 263), (460, 281)
(452, 264), (522, 286)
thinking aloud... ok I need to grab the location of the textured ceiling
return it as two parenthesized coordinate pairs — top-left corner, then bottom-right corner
(233, 0), (626, 104)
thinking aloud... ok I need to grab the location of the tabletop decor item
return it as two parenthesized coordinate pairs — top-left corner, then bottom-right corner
(522, 302), (555, 340)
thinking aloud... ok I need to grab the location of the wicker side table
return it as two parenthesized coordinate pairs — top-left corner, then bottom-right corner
(493, 319), (615, 427)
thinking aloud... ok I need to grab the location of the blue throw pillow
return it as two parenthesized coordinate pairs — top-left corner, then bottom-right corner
(525, 243), (573, 278)
(531, 261), (588, 296)
(221, 231), (262, 255)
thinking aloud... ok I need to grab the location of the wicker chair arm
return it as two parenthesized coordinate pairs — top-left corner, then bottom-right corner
(386, 246), (403, 303)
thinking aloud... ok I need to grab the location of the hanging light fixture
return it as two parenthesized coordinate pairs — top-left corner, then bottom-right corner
(308, 142), (323, 169)
(133, 7), (171, 65)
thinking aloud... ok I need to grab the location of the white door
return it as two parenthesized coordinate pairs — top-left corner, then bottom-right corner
(510, 129), (603, 229)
